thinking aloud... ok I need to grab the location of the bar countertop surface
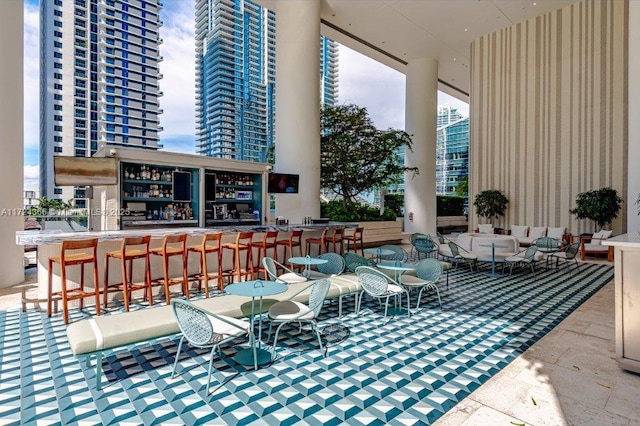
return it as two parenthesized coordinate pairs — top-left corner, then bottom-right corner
(602, 233), (640, 247)
(16, 222), (355, 246)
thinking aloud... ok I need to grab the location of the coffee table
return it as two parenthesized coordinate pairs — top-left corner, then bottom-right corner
(225, 280), (288, 368)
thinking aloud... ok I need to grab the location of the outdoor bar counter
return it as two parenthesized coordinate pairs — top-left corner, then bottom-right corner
(603, 234), (640, 373)
(17, 222), (352, 303)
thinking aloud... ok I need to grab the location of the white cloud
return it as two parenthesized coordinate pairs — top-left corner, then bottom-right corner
(24, 165), (39, 191)
(24, 2), (39, 150)
(158, 1), (197, 149)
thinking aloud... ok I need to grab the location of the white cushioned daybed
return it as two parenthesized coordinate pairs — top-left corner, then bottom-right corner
(439, 233), (544, 263)
(67, 274), (362, 390)
(580, 230), (613, 261)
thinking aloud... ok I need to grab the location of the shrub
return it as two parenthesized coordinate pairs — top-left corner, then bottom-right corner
(437, 196), (466, 216)
(383, 194), (404, 217)
(321, 200), (397, 222)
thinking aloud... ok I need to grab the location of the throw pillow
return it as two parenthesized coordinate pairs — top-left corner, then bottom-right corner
(478, 224), (493, 234)
(511, 225), (528, 238)
(529, 226), (547, 239)
(547, 227), (565, 240)
(590, 230), (604, 246)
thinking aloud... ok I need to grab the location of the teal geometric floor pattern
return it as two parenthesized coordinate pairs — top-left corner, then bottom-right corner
(0, 263), (613, 425)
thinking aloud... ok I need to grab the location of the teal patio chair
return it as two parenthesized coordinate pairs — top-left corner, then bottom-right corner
(268, 278), (331, 356)
(343, 252), (376, 273)
(503, 246), (538, 278)
(355, 266), (410, 324)
(549, 242), (580, 271)
(378, 244), (407, 261)
(447, 242), (477, 272)
(399, 258), (443, 309)
(306, 252), (345, 279)
(171, 299), (253, 395)
(412, 236), (439, 260)
(262, 257), (307, 284)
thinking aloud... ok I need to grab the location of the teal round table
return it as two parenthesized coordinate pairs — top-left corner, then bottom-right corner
(225, 280), (288, 368)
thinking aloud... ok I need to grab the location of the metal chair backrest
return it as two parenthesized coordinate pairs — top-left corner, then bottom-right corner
(379, 244), (406, 261)
(308, 278), (331, 317)
(343, 252), (374, 273)
(448, 242), (461, 257)
(262, 257), (279, 281)
(172, 299), (214, 347)
(523, 245), (539, 261)
(535, 236), (559, 250)
(565, 242), (580, 259)
(435, 232), (446, 244)
(355, 266), (390, 297)
(413, 238), (437, 255)
(414, 258), (443, 282)
(317, 252), (345, 275)
(410, 233), (430, 245)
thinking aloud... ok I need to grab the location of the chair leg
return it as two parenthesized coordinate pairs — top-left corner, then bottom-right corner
(95, 351), (103, 391)
(314, 323), (324, 356)
(171, 336), (185, 378)
(206, 345), (218, 395)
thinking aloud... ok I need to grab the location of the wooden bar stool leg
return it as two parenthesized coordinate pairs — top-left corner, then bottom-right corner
(92, 257), (100, 316)
(103, 255), (110, 308)
(217, 250), (224, 291)
(163, 255), (171, 304)
(61, 263), (69, 325)
(182, 253), (189, 299)
(79, 263), (85, 311)
(201, 250), (209, 298)
(122, 256), (131, 313)
(48, 258), (55, 317)
(146, 255), (153, 306)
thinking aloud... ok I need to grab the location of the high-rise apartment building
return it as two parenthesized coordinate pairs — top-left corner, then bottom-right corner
(436, 105), (469, 195)
(40, 0), (163, 206)
(195, 0), (338, 162)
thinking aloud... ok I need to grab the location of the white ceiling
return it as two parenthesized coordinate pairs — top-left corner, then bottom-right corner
(258, 0), (578, 101)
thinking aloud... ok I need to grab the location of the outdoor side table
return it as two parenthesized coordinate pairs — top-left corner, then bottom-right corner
(225, 280), (288, 368)
(363, 247), (396, 263)
(478, 243), (509, 277)
(288, 256), (327, 278)
(376, 261), (416, 282)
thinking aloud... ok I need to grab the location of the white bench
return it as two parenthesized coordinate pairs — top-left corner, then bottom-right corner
(67, 275), (362, 390)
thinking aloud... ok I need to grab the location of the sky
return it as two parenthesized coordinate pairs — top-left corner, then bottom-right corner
(23, 0), (468, 190)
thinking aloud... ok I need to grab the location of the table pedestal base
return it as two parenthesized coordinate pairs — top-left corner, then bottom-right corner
(234, 347), (272, 367)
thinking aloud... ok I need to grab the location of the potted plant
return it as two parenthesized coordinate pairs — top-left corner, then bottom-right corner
(473, 189), (509, 230)
(570, 187), (623, 231)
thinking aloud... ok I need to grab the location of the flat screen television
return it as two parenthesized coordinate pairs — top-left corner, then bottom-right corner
(172, 171), (192, 202)
(53, 156), (118, 186)
(268, 173), (299, 193)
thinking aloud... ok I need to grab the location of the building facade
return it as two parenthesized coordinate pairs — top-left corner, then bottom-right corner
(195, 0), (338, 162)
(40, 0), (163, 206)
(436, 105), (469, 196)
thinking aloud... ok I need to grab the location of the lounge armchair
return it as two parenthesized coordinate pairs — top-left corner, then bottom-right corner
(398, 258), (443, 309)
(411, 235), (439, 260)
(306, 252), (345, 279)
(262, 257), (307, 283)
(580, 230), (613, 261)
(355, 266), (410, 324)
(343, 252), (376, 273)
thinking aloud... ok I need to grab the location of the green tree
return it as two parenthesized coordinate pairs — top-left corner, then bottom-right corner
(473, 189), (509, 224)
(320, 104), (418, 207)
(570, 187), (623, 230)
(455, 176), (468, 197)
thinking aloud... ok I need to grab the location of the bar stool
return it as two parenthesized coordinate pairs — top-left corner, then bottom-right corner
(47, 238), (100, 324)
(103, 236), (152, 312)
(222, 231), (255, 283)
(343, 226), (365, 255)
(305, 229), (328, 256)
(324, 227), (345, 254)
(150, 234), (189, 304)
(250, 230), (279, 279)
(276, 229), (304, 269)
(187, 232), (227, 296)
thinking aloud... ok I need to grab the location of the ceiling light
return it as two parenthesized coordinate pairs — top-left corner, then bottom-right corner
(464, 28), (468, 32)
(453, 57), (457, 61)
(533, 2), (537, 5)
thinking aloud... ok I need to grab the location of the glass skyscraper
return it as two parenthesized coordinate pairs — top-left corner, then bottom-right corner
(40, 0), (163, 206)
(195, 0), (338, 162)
(436, 105), (469, 195)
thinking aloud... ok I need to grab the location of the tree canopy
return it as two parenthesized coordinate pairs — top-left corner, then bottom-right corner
(320, 104), (417, 205)
(570, 187), (623, 230)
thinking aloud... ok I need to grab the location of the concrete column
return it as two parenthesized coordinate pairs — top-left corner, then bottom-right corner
(274, 0), (321, 223)
(404, 58), (439, 235)
(0, 0), (25, 287)
(628, 1), (640, 234)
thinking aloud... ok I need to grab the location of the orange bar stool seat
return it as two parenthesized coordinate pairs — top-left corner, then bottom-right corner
(343, 226), (365, 255)
(324, 227), (345, 254)
(47, 238), (100, 324)
(150, 234), (189, 304)
(103, 236), (152, 312)
(305, 229), (328, 256)
(250, 230), (279, 279)
(222, 231), (255, 283)
(187, 232), (227, 296)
